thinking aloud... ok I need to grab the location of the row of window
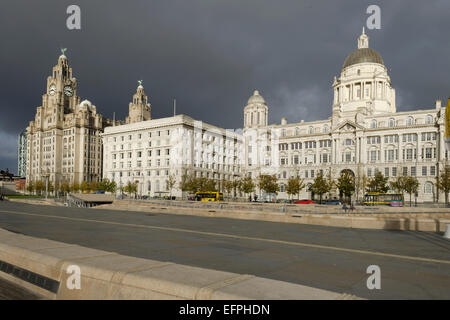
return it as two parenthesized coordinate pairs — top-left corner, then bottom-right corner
(367, 166), (436, 177)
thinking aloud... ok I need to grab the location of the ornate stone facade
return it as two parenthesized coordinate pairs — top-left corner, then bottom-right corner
(25, 52), (118, 185)
(244, 29), (448, 203)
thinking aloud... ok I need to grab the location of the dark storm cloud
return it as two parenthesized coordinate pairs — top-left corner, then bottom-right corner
(1, 0), (450, 172)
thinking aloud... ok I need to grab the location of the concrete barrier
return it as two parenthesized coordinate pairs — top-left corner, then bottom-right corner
(96, 202), (449, 232)
(0, 229), (358, 300)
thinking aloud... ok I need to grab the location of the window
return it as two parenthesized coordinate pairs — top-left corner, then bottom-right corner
(392, 167), (397, 177)
(407, 117), (414, 126)
(411, 167), (416, 176)
(430, 166), (436, 176)
(403, 167), (408, 176)
(424, 182), (433, 194)
(385, 167), (389, 177)
(425, 115), (433, 125)
(389, 118), (395, 127)
(370, 120), (377, 129)
(422, 166), (427, 176)
(367, 168), (372, 177)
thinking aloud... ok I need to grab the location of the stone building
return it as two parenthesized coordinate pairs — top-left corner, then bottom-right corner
(17, 130), (27, 177)
(102, 83), (243, 197)
(244, 29), (448, 203)
(25, 51), (118, 186)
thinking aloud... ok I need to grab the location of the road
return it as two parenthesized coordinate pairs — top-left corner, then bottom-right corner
(0, 201), (449, 299)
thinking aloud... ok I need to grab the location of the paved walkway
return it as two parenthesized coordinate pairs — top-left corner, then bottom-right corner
(0, 201), (449, 299)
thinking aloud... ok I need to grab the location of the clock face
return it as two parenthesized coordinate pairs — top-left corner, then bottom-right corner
(64, 86), (74, 97)
(49, 84), (56, 96)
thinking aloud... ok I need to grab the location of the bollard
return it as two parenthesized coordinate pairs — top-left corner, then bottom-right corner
(444, 223), (450, 239)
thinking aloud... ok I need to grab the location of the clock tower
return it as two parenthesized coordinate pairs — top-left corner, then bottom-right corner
(25, 49), (114, 187)
(44, 50), (80, 121)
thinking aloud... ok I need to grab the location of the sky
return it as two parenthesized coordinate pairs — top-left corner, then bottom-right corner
(1, 0), (449, 173)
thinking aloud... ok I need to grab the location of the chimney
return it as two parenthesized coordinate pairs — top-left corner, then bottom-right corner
(281, 117), (287, 125)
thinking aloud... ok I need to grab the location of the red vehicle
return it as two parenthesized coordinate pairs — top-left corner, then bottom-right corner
(294, 199), (316, 204)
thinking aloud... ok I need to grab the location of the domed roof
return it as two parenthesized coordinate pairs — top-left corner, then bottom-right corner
(342, 48), (384, 69)
(247, 90), (266, 105)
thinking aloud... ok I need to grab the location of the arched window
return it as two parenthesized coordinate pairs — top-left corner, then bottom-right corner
(407, 117), (414, 126)
(323, 125), (329, 133)
(280, 184), (285, 192)
(309, 127), (314, 134)
(424, 182), (433, 194)
(426, 115), (433, 125)
(389, 118), (395, 127)
(370, 120), (377, 129)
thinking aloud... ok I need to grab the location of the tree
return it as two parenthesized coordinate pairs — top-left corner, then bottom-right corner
(231, 179), (241, 198)
(336, 171), (355, 204)
(166, 174), (176, 198)
(26, 181), (34, 194)
(436, 167), (450, 204)
(62, 181), (71, 196)
(239, 175), (255, 200)
(34, 180), (45, 195)
(80, 181), (90, 193)
(96, 179), (116, 193)
(390, 176), (406, 197)
(124, 181), (138, 197)
(403, 176), (419, 207)
(223, 179), (234, 197)
(257, 174), (279, 195)
(70, 182), (80, 193)
(179, 173), (192, 197)
(310, 173), (331, 203)
(286, 177), (305, 200)
(367, 171), (389, 193)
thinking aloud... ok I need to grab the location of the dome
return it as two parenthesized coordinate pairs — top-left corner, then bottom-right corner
(247, 90), (266, 105)
(342, 48), (384, 70)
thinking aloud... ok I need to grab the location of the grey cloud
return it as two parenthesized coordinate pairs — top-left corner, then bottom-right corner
(0, 0), (449, 172)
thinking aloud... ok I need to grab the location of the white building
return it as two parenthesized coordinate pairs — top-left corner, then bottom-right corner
(102, 84), (243, 197)
(244, 29), (448, 203)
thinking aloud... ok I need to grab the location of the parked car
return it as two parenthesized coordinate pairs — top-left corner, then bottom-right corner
(294, 199), (316, 204)
(323, 199), (341, 205)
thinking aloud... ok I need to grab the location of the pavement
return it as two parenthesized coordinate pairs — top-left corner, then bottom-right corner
(0, 277), (42, 300)
(0, 201), (449, 299)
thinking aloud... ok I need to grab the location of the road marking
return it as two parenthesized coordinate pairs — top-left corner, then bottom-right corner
(1, 209), (450, 265)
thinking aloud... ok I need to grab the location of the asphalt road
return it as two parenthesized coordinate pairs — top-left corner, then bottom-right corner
(0, 201), (449, 299)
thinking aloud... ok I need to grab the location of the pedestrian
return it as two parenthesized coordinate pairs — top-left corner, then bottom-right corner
(350, 202), (355, 212)
(342, 203), (348, 213)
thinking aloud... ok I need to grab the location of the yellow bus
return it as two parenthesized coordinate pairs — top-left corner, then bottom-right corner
(362, 193), (404, 207)
(194, 191), (224, 202)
